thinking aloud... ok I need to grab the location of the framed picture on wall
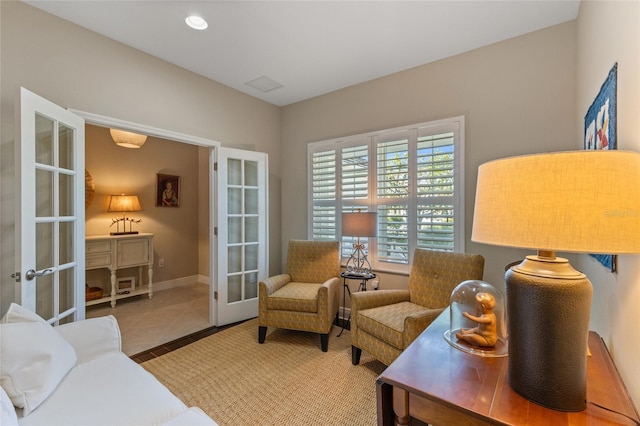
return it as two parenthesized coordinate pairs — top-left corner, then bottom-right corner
(584, 63), (617, 151)
(156, 174), (180, 207)
(584, 63), (617, 272)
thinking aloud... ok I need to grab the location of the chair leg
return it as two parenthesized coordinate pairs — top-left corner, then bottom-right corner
(352, 346), (362, 365)
(258, 326), (267, 343)
(320, 333), (329, 352)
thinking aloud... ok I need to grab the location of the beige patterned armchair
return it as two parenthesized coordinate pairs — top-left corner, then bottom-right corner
(258, 240), (341, 352)
(351, 249), (485, 365)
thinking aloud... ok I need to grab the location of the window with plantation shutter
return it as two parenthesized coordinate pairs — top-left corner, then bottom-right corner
(376, 132), (410, 264)
(311, 150), (336, 240)
(308, 117), (464, 273)
(416, 131), (455, 251)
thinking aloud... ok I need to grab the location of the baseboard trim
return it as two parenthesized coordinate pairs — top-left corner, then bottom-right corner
(152, 275), (210, 292)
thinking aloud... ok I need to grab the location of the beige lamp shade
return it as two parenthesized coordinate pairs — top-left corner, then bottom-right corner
(342, 211), (377, 237)
(472, 150), (640, 255)
(110, 129), (147, 149)
(106, 195), (142, 213)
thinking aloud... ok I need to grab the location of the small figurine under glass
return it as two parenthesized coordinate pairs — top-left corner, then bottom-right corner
(444, 280), (508, 357)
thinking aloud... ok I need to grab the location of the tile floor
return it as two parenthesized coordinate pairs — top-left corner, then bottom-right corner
(86, 282), (211, 356)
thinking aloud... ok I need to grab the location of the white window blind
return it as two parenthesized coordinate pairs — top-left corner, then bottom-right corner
(311, 150), (336, 240)
(308, 117), (464, 272)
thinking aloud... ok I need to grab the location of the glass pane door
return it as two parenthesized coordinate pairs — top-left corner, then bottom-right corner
(18, 88), (85, 324)
(216, 148), (268, 326)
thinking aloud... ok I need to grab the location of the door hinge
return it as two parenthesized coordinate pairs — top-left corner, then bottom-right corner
(214, 291), (218, 300)
(214, 227), (218, 236)
(10, 272), (21, 282)
(214, 162), (218, 171)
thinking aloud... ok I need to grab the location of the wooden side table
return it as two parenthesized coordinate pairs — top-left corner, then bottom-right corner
(86, 233), (154, 308)
(377, 309), (639, 425)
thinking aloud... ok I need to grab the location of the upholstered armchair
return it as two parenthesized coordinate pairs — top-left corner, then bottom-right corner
(258, 240), (341, 352)
(351, 249), (485, 365)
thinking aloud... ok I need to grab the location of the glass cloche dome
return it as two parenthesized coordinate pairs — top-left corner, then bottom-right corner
(444, 280), (508, 357)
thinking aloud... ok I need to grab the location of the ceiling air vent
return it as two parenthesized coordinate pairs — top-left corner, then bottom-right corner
(245, 75), (284, 93)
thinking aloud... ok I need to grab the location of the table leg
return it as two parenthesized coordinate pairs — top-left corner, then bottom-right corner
(147, 264), (153, 299)
(359, 278), (367, 292)
(393, 388), (411, 426)
(376, 379), (395, 426)
(337, 278), (351, 337)
(110, 269), (117, 308)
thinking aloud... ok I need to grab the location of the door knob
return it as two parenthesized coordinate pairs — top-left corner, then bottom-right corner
(25, 268), (53, 281)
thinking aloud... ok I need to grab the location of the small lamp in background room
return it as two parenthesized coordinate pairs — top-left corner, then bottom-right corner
(106, 194), (143, 235)
(472, 150), (640, 412)
(342, 209), (377, 276)
(110, 128), (147, 149)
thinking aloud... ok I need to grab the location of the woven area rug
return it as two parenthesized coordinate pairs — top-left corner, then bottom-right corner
(142, 319), (386, 426)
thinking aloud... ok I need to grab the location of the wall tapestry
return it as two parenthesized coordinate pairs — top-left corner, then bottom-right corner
(584, 62), (617, 272)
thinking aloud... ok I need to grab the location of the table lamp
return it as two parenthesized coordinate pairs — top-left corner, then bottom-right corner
(472, 150), (640, 412)
(106, 194), (142, 235)
(342, 210), (377, 275)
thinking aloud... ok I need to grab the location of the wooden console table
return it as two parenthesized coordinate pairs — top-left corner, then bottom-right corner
(85, 233), (154, 308)
(377, 309), (639, 425)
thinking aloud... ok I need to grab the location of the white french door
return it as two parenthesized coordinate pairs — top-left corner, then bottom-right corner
(16, 88), (85, 324)
(215, 147), (268, 326)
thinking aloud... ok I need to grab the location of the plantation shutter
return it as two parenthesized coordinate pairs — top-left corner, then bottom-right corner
(311, 149), (337, 240)
(416, 129), (455, 251)
(376, 131), (410, 265)
(340, 143), (370, 258)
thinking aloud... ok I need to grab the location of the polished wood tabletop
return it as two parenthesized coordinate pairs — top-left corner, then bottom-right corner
(376, 309), (640, 425)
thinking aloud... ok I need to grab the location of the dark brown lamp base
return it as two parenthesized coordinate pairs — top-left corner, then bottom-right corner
(506, 254), (593, 412)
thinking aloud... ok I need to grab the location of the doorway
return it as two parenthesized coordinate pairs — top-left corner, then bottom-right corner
(84, 124), (211, 352)
(71, 110), (220, 325)
(73, 108), (268, 331)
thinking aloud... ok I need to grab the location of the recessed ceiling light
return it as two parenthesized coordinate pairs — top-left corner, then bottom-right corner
(185, 15), (208, 30)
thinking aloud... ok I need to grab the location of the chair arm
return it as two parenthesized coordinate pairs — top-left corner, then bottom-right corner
(318, 277), (341, 323)
(351, 290), (410, 313)
(350, 290), (410, 345)
(55, 315), (122, 363)
(259, 274), (291, 296)
(403, 307), (445, 347)
(258, 274), (292, 325)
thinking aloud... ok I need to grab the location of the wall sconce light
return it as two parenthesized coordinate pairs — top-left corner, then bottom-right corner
(106, 194), (142, 235)
(342, 209), (377, 276)
(110, 129), (147, 149)
(472, 150), (640, 412)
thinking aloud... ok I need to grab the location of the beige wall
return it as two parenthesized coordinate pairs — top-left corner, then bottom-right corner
(574, 0), (640, 406)
(0, 1), (282, 312)
(281, 21), (577, 293)
(84, 124), (201, 286)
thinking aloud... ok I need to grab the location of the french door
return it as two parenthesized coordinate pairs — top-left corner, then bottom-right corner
(16, 88), (85, 324)
(216, 148), (268, 326)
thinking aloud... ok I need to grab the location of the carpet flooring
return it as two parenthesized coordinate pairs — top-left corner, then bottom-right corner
(142, 318), (386, 426)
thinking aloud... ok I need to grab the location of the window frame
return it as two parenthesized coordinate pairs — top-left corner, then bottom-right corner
(307, 116), (465, 274)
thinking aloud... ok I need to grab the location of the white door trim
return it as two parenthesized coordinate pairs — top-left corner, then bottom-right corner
(69, 110), (222, 148)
